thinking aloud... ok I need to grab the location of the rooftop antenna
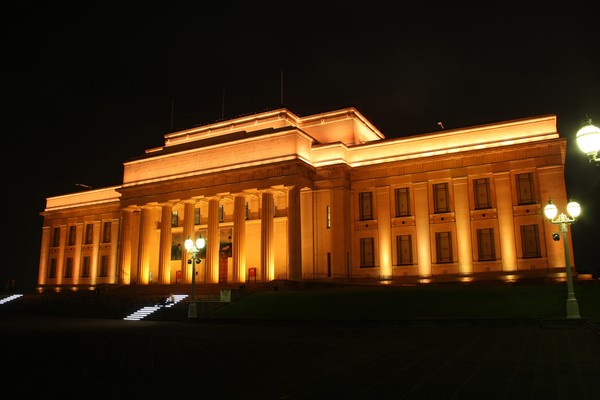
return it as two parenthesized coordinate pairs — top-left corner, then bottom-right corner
(280, 69), (284, 107)
(75, 183), (92, 189)
(437, 121), (445, 129)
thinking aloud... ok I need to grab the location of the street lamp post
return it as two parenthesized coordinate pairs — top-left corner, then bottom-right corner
(575, 118), (600, 164)
(184, 236), (206, 318)
(543, 199), (581, 319)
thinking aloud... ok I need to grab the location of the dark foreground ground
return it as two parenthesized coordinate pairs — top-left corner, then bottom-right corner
(1, 315), (599, 400)
(1, 281), (600, 400)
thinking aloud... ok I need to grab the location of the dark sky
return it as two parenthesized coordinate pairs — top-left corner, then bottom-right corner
(5, 9), (599, 290)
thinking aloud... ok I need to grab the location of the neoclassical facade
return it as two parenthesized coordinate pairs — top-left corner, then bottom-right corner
(38, 107), (575, 290)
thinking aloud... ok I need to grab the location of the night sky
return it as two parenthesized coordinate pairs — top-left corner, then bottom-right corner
(5, 9), (599, 291)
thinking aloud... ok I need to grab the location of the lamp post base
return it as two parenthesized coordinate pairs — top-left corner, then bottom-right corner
(566, 298), (581, 319)
(188, 301), (197, 318)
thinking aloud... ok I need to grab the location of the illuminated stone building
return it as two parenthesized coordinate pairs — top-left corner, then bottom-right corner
(38, 107), (575, 290)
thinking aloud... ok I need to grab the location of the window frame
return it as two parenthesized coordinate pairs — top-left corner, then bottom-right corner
(435, 231), (453, 263)
(473, 178), (492, 210)
(395, 187), (411, 217)
(433, 183), (450, 213)
(359, 192), (373, 220)
(359, 237), (375, 268)
(395, 234), (413, 265)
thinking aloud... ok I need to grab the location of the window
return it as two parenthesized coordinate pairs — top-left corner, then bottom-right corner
(477, 228), (496, 261)
(326, 205), (331, 229)
(521, 224), (541, 258)
(473, 178), (492, 209)
(435, 231), (453, 263)
(68, 226), (76, 246)
(171, 210), (179, 227)
(245, 202), (249, 220)
(195, 207), (201, 225)
(360, 237), (375, 267)
(102, 222), (111, 243)
(359, 192), (373, 220)
(52, 227), (60, 247)
(99, 255), (109, 277)
(81, 256), (91, 278)
(396, 235), (413, 265)
(395, 188), (410, 217)
(171, 242), (182, 260)
(433, 183), (450, 213)
(516, 173), (535, 205)
(64, 257), (73, 278)
(48, 259), (57, 278)
(219, 205), (225, 222)
(84, 224), (93, 245)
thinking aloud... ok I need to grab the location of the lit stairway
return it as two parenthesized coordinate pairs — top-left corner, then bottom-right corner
(0, 294), (23, 304)
(123, 294), (188, 321)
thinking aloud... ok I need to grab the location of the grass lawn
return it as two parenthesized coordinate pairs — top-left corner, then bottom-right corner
(210, 282), (600, 322)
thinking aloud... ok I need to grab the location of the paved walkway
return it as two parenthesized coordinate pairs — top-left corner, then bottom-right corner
(1, 315), (599, 399)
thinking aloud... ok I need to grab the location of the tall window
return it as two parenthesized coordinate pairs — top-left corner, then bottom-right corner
(171, 210), (179, 227)
(326, 205), (331, 228)
(245, 202), (249, 220)
(477, 228), (496, 261)
(48, 259), (57, 278)
(433, 183), (450, 213)
(435, 231), (453, 263)
(359, 192), (373, 220)
(516, 173), (535, 205)
(68, 226), (76, 246)
(171, 242), (182, 260)
(396, 235), (413, 265)
(64, 257), (73, 278)
(473, 178), (492, 209)
(84, 224), (93, 244)
(395, 187), (410, 217)
(81, 256), (91, 278)
(521, 224), (541, 258)
(102, 222), (111, 243)
(360, 237), (375, 267)
(99, 255), (109, 277)
(219, 205), (225, 222)
(194, 207), (201, 225)
(52, 227), (60, 247)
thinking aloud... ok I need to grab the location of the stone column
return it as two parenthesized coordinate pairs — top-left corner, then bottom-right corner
(38, 226), (51, 286)
(108, 218), (120, 284)
(261, 191), (275, 281)
(287, 186), (302, 281)
(452, 177), (473, 276)
(120, 209), (134, 285)
(90, 221), (101, 285)
(183, 201), (195, 283)
(56, 225), (67, 285)
(73, 222), (84, 285)
(494, 172), (517, 271)
(233, 195), (246, 283)
(158, 203), (173, 284)
(414, 182), (432, 278)
(137, 207), (153, 284)
(376, 186), (392, 278)
(207, 197), (220, 283)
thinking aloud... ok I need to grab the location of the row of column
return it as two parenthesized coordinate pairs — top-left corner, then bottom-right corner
(119, 188), (302, 285)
